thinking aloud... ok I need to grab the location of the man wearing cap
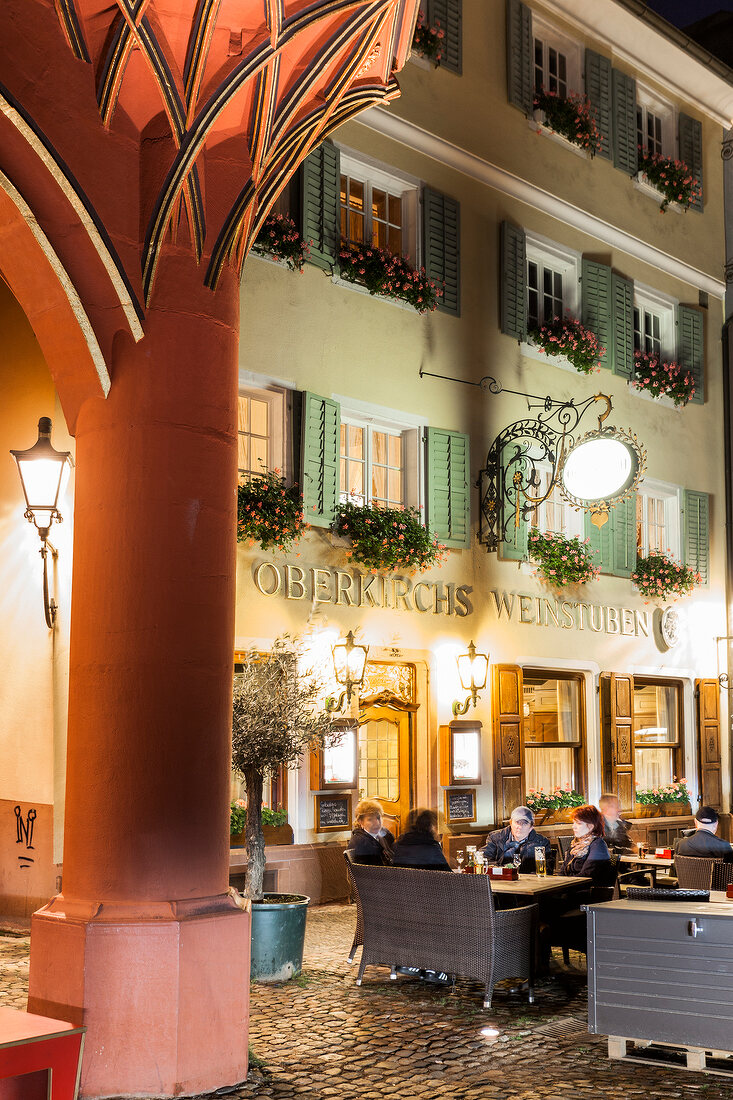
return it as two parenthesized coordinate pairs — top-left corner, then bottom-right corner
(676, 806), (733, 860)
(481, 806), (552, 873)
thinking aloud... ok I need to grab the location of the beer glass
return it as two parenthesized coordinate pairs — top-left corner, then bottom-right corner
(535, 847), (547, 877)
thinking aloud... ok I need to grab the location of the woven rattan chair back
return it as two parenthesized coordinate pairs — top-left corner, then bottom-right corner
(343, 851), (363, 962)
(345, 862), (536, 1009)
(675, 855), (714, 890)
(556, 835), (573, 860)
(711, 860), (733, 891)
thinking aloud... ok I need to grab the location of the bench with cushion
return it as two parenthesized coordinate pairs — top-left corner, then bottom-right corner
(344, 859), (536, 1009)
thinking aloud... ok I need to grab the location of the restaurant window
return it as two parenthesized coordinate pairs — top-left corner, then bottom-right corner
(338, 152), (418, 262)
(237, 385), (286, 483)
(633, 678), (681, 790)
(233, 656), (288, 813)
(522, 671), (585, 795)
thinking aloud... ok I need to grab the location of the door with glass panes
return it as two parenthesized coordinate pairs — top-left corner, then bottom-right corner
(357, 699), (415, 837)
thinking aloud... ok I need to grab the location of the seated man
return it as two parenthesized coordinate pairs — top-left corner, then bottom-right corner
(599, 793), (634, 854)
(481, 805), (552, 873)
(676, 806), (733, 860)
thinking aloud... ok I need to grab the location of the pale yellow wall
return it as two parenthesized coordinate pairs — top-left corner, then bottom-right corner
(0, 280), (73, 808)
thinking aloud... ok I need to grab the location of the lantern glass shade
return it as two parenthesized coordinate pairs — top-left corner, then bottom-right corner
(11, 418), (71, 533)
(332, 631), (368, 687)
(561, 437), (635, 502)
(457, 649), (488, 693)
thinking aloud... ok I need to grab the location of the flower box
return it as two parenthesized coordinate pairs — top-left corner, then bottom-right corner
(631, 551), (700, 603)
(528, 316), (604, 376)
(637, 148), (701, 213)
(532, 88), (602, 156)
(534, 807), (576, 826)
(634, 802), (691, 819)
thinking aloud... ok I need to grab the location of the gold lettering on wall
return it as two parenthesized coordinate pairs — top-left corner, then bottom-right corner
(488, 590), (656, 638)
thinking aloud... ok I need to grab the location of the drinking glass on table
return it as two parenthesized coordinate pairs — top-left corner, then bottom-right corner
(456, 849), (465, 871)
(535, 847), (547, 877)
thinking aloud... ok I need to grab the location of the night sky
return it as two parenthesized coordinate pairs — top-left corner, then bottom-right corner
(645, 0), (733, 29)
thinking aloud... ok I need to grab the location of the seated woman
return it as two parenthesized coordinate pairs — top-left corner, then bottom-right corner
(481, 806), (552, 873)
(349, 799), (395, 866)
(392, 808), (451, 872)
(560, 804), (613, 885)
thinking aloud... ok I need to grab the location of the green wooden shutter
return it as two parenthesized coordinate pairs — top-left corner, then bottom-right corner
(301, 141), (340, 270)
(423, 186), (461, 317)
(611, 69), (637, 175)
(585, 50), (612, 161)
(679, 112), (703, 211)
(425, 427), (471, 548)
(428, 0), (462, 74)
(581, 258), (613, 369)
(677, 304), (705, 404)
(612, 494), (637, 578)
(683, 489), (710, 587)
(611, 272), (634, 378)
(500, 221), (526, 340)
(585, 511), (614, 573)
(506, 0), (532, 116)
(300, 391), (340, 528)
(499, 444), (528, 561)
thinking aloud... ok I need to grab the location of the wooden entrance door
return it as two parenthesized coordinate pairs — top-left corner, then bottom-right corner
(357, 700), (414, 836)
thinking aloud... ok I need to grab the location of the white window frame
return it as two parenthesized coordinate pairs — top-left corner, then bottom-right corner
(636, 84), (676, 161)
(524, 231), (581, 329)
(632, 283), (676, 361)
(336, 146), (420, 265)
(529, 459), (584, 540)
(236, 380), (289, 482)
(333, 393), (423, 512)
(636, 478), (682, 560)
(532, 16), (582, 98)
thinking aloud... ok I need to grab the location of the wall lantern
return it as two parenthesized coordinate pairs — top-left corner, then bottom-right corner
(326, 630), (369, 712)
(453, 641), (489, 715)
(10, 417), (72, 628)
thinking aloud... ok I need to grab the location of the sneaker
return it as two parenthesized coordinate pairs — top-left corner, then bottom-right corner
(421, 970), (450, 983)
(395, 965), (421, 975)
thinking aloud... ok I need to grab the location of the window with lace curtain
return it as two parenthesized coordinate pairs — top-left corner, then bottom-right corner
(523, 671), (585, 797)
(633, 679), (681, 791)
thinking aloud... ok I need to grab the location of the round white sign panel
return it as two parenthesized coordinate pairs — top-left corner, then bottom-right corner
(561, 438), (634, 502)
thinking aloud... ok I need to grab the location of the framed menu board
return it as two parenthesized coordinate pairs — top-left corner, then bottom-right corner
(315, 793), (352, 832)
(444, 788), (477, 824)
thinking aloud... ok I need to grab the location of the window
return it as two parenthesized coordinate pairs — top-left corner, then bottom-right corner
(636, 481), (681, 559)
(635, 87), (674, 159)
(523, 672), (585, 795)
(525, 235), (579, 329)
(637, 104), (663, 157)
(337, 401), (421, 510)
(531, 18), (580, 97)
(527, 462), (583, 539)
(633, 679), (681, 791)
(236, 385), (286, 483)
(633, 304), (662, 356)
(632, 285), (675, 359)
(338, 151), (418, 262)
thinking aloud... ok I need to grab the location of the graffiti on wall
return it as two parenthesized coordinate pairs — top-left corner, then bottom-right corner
(15, 805), (36, 869)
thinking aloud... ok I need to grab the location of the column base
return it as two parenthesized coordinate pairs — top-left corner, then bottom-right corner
(27, 894), (250, 1099)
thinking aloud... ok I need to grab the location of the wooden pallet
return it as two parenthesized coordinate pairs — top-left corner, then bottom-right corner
(608, 1035), (733, 1077)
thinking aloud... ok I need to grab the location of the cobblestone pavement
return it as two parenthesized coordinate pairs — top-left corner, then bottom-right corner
(2, 907), (732, 1099)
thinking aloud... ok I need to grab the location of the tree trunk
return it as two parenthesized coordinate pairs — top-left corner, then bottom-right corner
(244, 768), (265, 900)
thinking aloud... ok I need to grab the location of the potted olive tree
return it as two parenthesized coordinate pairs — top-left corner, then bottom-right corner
(231, 635), (333, 980)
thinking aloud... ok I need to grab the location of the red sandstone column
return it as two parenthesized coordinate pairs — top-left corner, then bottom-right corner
(27, 251), (250, 1099)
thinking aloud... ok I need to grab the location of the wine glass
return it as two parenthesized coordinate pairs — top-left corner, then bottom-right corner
(456, 849), (465, 871)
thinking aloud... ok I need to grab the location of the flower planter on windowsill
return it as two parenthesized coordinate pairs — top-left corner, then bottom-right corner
(231, 823), (294, 847)
(534, 807), (575, 826)
(634, 802), (691, 819)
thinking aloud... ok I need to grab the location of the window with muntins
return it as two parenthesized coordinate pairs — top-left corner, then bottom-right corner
(528, 463), (583, 539)
(637, 105), (663, 157)
(634, 305), (662, 356)
(633, 286), (675, 359)
(340, 421), (405, 509)
(633, 679), (681, 791)
(237, 386), (286, 483)
(534, 36), (567, 97)
(523, 671), (585, 796)
(636, 482), (681, 559)
(527, 259), (563, 328)
(337, 152), (418, 262)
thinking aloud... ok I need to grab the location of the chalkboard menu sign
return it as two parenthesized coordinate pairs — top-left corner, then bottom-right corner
(315, 793), (352, 832)
(444, 788), (476, 824)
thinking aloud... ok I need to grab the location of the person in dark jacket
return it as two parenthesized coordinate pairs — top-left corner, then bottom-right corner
(348, 798), (395, 865)
(392, 808), (451, 871)
(676, 806), (733, 860)
(480, 806), (552, 873)
(599, 793), (634, 854)
(560, 804), (612, 885)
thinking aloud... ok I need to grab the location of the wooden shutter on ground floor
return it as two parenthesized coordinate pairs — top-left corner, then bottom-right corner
(600, 672), (635, 813)
(423, 186), (461, 316)
(428, 0), (462, 74)
(500, 221), (526, 339)
(506, 0), (532, 116)
(493, 664), (525, 823)
(300, 391), (340, 527)
(677, 304), (705, 404)
(301, 140), (340, 270)
(679, 112), (703, 211)
(425, 427), (471, 548)
(697, 679), (722, 810)
(585, 49), (612, 160)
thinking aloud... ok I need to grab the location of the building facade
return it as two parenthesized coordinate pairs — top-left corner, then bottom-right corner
(232, 0), (733, 896)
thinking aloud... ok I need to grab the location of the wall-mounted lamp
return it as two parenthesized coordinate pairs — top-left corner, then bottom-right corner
(453, 641), (489, 715)
(11, 417), (72, 628)
(326, 630), (369, 713)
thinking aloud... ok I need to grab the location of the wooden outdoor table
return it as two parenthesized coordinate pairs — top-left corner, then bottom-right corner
(487, 873), (591, 895)
(618, 853), (674, 884)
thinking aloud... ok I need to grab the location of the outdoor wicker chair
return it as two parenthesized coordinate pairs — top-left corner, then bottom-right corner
(344, 862), (537, 1009)
(556, 835), (573, 861)
(675, 855), (733, 891)
(343, 850), (363, 963)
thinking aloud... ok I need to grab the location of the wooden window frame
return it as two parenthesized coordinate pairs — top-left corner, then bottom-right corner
(522, 667), (588, 800)
(632, 676), (684, 790)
